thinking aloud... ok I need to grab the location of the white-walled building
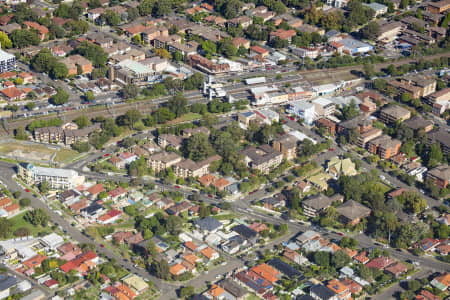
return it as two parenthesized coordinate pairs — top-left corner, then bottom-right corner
(312, 97), (336, 117)
(17, 163), (85, 189)
(286, 101), (316, 125)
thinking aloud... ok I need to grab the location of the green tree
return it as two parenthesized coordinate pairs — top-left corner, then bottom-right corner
(340, 237), (358, 249)
(363, 63), (375, 80)
(50, 89), (69, 105)
(101, 10), (121, 26)
(179, 286), (195, 298)
(314, 251), (330, 267)
(166, 215), (183, 235)
(138, 0), (156, 16)
(38, 181), (51, 194)
(218, 39), (238, 58)
(201, 40), (217, 57)
(221, 0), (242, 19)
(19, 198), (31, 207)
(332, 250), (350, 268)
(167, 94), (188, 117)
(72, 141), (89, 152)
(341, 99), (360, 120)
(24, 208), (50, 227)
(25, 102), (36, 111)
(0, 31), (12, 49)
(182, 133), (215, 162)
(14, 127), (29, 140)
(124, 109), (142, 129)
(75, 41), (108, 67)
(31, 49), (56, 73)
(74, 115), (91, 129)
(50, 62), (68, 79)
(124, 205), (137, 216)
(152, 259), (170, 280)
(84, 91), (95, 102)
(132, 34), (142, 45)
(0, 218), (12, 238)
(121, 84), (139, 99)
(154, 1), (172, 16)
(184, 73), (204, 90)
(361, 21), (380, 40)
(173, 50), (183, 61)
(10, 29), (40, 48)
(127, 7), (140, 21)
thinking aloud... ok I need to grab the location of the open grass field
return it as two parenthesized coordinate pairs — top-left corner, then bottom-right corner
(0, 140), (79, 164)
(168, 112), (202, 125)
(54, 148), (79, 163)
(7, 211), (52, 239)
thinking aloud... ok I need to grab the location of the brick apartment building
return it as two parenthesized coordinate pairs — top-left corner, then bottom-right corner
(367, 135), (402, 159)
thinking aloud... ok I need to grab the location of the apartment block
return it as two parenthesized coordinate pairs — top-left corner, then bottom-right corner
(241, 145), (283, 174)
(379, 105), (411, 124)
(157, 134), (184, 150)
(426, 165), (450, 189)
(316, 118), (336, 135)
(18, 163), (84, 189)
(34, 125), (100, 146)
(367, 135), (401, 159)
(272, 135), (297, 160)
(427, 128), (450, 155)
(173, 155), (221, 178)
(147, 151), (182, 173)
(357, 128), (382, 148)
(0, 49), (16, 73)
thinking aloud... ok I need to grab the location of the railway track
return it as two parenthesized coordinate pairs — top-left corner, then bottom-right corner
(1, 52), (448, 136)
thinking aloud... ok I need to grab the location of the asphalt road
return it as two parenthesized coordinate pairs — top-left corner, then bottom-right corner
(0, 161), (176, 295)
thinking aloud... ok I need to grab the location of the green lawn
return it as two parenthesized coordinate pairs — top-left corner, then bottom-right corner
(212, 213), (236, 220)
(376, 182), (391, 194)
(246, 293), (262, 300)
(168, 113), (201, 124)
(54, 148), (80, 163)
(7, 211), (52, 239)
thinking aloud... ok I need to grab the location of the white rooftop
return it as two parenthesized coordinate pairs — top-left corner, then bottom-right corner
(245, 77), (266, 85)
(289, 100), (314, 110)
(332, 96), (362, 107)
(312, 83), (338, 94)
(288, 130), (317, 144)
(118, 59), (153, 75)
(17, 247), (36, 260)
(292, 86), (304, 92)
(0, 49), (15, 61)
(250, 85), (278, 95)
(256, 109), (278, 119)
(40, 233), (64, 248)
(312, 97), (334, 107)
(34, 166), (79, 178)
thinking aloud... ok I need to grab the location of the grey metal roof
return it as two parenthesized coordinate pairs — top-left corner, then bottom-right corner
(194, 217), (222, 231)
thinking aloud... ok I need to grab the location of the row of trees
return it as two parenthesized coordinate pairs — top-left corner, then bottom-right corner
(32, 49), (68, 79)
(121, 73), (204, 100)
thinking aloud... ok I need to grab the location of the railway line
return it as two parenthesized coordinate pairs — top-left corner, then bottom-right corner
(1, 52), (448, 136)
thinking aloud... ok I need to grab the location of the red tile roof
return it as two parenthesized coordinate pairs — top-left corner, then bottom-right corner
(87, 183), (104, 195)
(1, 87), (24, 99)
(250, 45), (269, 54)
(366, 257), (395, 270)
(23, 254), (47, 269)
(108, 187), (127, 198)
(44, 279), (58, 287)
